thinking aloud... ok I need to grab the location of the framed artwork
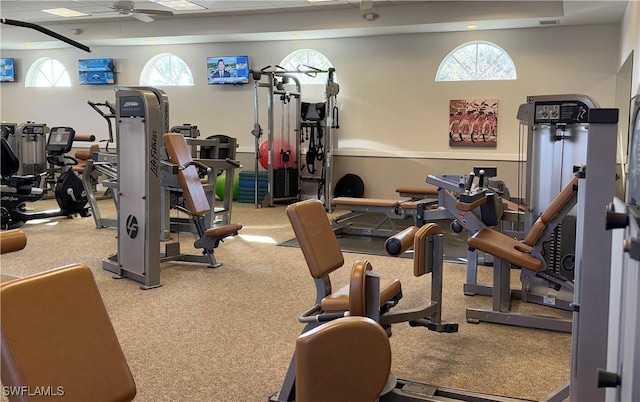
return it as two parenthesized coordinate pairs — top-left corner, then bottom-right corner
(449, 99), (498, 147)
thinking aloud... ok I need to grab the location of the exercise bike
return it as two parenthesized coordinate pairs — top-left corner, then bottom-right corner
(1, 127), (91, 230)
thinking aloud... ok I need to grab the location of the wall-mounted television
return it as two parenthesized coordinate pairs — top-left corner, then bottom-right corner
(207, 56), (249, 85)
(0, 58), (16, 82)
(78, 58), (115, 85)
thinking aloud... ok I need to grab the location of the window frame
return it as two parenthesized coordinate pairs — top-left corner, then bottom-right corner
(280, 49), (335, 85)
(25, 57), (72, 88)
(139, 53), (195, 87)
(436, 41), (517, 82)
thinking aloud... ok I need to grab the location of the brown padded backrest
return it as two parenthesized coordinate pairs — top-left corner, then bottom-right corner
(163, 133), (211, 216)
(413, 223), (442, 277)
(349, 260), (373, 317)
(1, 264), (136, 402)
(523, 175), (578, 246)
(295, 317), (391, 402)
(286, 199), (344, 278)
(0, 229), (27, 254)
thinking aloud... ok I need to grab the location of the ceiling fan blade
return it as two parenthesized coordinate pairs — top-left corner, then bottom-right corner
(132, 12), (154, 22)
(132, 9), (174, 16)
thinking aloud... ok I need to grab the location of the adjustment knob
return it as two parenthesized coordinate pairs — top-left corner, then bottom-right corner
(605, 203), (629, 230)
(596, 368), (621, 388)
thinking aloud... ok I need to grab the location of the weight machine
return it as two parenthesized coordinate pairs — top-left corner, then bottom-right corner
(251, 65), (339, 210)
(5, 122), (49, 184)
(516, 95), (599, 281)
(102, 87), (241, 289)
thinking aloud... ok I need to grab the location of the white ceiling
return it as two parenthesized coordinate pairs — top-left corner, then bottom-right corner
(0, 1), (629, 51)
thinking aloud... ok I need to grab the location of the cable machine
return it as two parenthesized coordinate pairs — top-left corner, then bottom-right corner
(516, 94), (599, 281)
(251, 65), (339, 210)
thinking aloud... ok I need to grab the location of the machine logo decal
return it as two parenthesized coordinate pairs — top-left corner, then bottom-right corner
(126, 215), (139, 239)
(150, 130), (159, 178)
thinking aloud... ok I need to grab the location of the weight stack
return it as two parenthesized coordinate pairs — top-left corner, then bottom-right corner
(274, 168), (299, 199)
(239, 170), (268, 204)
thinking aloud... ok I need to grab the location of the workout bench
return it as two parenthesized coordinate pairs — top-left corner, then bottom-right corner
(331, 196), (441, 237)
(163, 133), (242, 268)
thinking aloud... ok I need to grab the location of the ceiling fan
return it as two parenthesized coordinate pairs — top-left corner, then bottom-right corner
(109, 1), (174, 23)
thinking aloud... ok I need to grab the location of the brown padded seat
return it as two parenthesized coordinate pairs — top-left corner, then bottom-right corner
(468, 228), (541, 272)
(205, 223), (243, 238)
(295, 317), (391, 402)
(321, 276), (402, 312)
(0, 229), (27, 255)
(1, 264), (136, 402)
(332, 197), (401, 208)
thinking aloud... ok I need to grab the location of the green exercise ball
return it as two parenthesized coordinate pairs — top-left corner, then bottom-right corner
(215, 173), (240, 201)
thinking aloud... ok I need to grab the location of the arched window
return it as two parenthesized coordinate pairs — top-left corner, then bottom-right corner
(25, 57), (71, 87)
(139, 53), (194, 86)
(280, 49), (335, 85)
(436, 41), (517, 81)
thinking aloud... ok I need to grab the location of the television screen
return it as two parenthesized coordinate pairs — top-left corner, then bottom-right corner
(0, 58), (15, 82)
(78, 58), (115, 85)
(207, 56), (249, 85)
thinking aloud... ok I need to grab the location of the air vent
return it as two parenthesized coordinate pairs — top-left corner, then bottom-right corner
(539, 19), (560, 26)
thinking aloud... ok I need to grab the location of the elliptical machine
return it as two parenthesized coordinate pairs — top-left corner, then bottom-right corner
(1, 127), (91, 229)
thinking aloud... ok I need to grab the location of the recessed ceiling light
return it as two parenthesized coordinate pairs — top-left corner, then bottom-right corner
(363, 12), (378, 21)
(151, 0), (206, 10)
(41, 8), (88, 17)
(466, 24), (478, 30)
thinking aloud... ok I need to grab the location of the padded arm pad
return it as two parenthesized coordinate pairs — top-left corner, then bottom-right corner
(414, 223), (442, 277)
(385, 226), (419, 257)
(74, 134), (96, 142)
(349, 260), (373, 317)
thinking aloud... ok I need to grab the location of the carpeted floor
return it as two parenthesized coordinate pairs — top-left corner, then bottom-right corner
(0, 198), (572, 402)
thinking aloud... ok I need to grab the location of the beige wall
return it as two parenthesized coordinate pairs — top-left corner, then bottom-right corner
(620, 0), (640, 94)
(1, 24), (620, 198)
